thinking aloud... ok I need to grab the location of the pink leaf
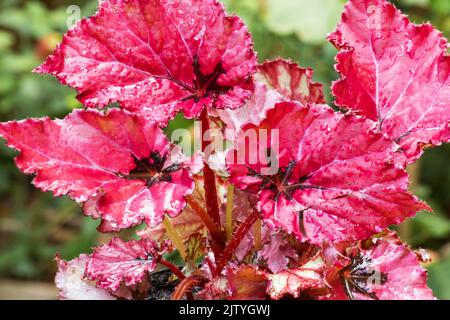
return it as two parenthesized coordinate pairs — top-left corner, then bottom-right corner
(329, 0), (450, 162)
(55, 254), (116, 300)
(215, 82), (283, 141)
(256, 59), (325, 105)
(227, 102), (429, 244)
(35, 0), (257, 126)
(258, 232), (297, 273)
(85, 237), (170, 291)
(329, 237), (435, 300)
(267, 257), (325, 300)
(0, 109), (196, 231)
(216, 59), (324, 140)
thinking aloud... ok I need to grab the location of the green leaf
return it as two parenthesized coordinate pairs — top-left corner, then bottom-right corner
(163, 250), (184, 267)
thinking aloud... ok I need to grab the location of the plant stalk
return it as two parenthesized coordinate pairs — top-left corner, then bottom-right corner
(171, 275), (203, 300)
(225, 185), (235, 241)
(215, 209), (259, 275)
(200, 108), (222, 227)
(159, 259), (186, 280)
(187, 195), (225, 255)
(254, 217), (262, 251)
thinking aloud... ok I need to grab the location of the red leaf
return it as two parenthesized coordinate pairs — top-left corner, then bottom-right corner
(215, 82), (283, 141)
(267, 256), (325, 300)
(258, 232), (297, 273)
(216, 59), (324, 140)
(35, 0), (257, 126)
(227, 266), (268, 300)
(194, 278), (229, 300)
(55, 254), (116, 300)
(227, 102), (429, 244)
(329, 0), (450, 162)
(256, 59), (325, 105)
(329, 236), (435, 300)
(0, 109), (197, 231)
(85, 237), (170, 291)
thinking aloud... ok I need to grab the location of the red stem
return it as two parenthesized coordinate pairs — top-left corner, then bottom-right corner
(214, 209), (259, 276)
(159, 259), (186, 280)
(200, 108), (221, 226)
(171, 276), (203, 300)
(187, 196), (225, 255)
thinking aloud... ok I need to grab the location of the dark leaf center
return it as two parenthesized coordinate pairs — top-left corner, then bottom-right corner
(124, 152), (181, 187)
(340, 254), (388, 300)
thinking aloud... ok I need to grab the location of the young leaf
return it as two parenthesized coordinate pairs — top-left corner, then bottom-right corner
(137, 202), (206, 242)
(329, 0), (450, 162)
(216, 59), (324, 139)
(227, 266), (268, 300)
(256, 59), (325, 105)
(85, 237), (170, 291)
(258, 232), (297, 273)
(55, 254), (116, 300)
(215, 82), (283, 141)
(227, 102), (429, 244)
(35, 0), (257, 126)
(267, 257), (325, 300)
(0, 109), (197, 232)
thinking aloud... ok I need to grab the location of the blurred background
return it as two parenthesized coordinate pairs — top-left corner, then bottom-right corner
(0, 0), (449, 299)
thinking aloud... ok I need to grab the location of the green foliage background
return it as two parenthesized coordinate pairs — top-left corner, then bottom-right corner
(0, 0), (449, 298)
